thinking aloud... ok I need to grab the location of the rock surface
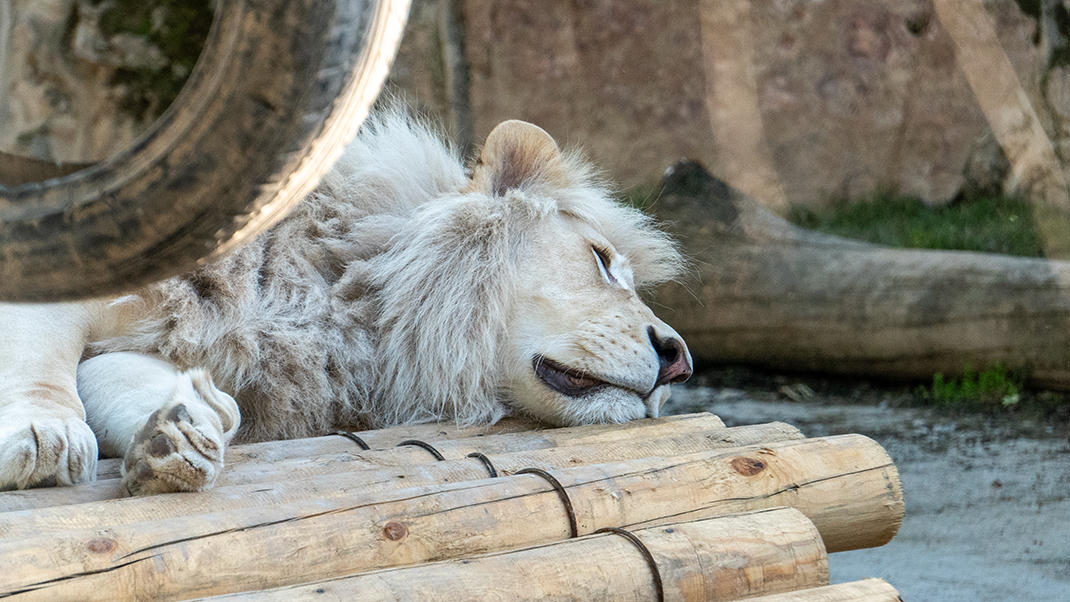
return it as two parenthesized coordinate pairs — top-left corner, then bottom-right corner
(0, 0), (210, 163)
(1, 0), (1067, 207)
(391, 0), (1068, 206)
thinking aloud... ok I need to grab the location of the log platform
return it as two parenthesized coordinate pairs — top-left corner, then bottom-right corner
(0, 413), (905, 601)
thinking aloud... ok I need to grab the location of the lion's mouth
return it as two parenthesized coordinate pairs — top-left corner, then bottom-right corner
(532, 356), (649, 399)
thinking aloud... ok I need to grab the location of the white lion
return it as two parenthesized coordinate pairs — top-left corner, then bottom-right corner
(0, 111), (692, 495)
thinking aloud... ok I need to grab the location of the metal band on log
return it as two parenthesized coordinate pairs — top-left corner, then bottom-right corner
(0, 434), (902, 601)
(195, 509), (829, 602)
(654, 161), (1070, 390)
(93, 412), (720, 479)
(0, 422), (803, 531)
(0, 413), (735, 511)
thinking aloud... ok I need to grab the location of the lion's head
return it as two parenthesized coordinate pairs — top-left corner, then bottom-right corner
(368, 115), (692, 427)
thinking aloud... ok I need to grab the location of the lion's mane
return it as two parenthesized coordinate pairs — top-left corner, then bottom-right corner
(93, 110), (682, 442)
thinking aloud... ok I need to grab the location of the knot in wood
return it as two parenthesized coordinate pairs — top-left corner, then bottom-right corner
(730, 456), (766, 476)
(86, 537), (116, 554)
(382, 521), (408, 541)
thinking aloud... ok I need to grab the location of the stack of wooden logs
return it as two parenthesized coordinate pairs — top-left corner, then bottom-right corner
(0, 413), (905, 601)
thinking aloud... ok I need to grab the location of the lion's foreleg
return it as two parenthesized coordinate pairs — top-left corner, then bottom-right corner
(0, 300), (115, 489)
(77, 352), (240, 496)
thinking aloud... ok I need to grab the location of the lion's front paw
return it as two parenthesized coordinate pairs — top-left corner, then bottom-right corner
(0, 410), (98, 490)
(121, 401), (227, 496)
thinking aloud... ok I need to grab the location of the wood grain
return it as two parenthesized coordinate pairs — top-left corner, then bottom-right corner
(0, 414), (727, 511)
(0, 421), (800, 535)
(196, 509), (829, 602)
(735, 579), (902, 602)
(0, 434), (901, 601)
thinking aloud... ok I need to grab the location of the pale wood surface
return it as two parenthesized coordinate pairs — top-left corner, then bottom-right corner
(0, 434), (901, 600)
(655, 162), (1070, 390)
(0, 414), (727, 511)
(734, 579), (902, 602)
(698, 0), (788, 211)
(933, 0), (1070, 259)
(196, 509), (828, 602)
(93, 416), (548, 480)
(0, 422), (802, 536)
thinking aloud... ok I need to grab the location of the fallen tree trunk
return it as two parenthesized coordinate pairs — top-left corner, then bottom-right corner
(0, 422), (802, 533)
(0, 434), (901, 601)
(196, 509), (827, 602)
(738, 579), (902, 602)
(0, 413), (727, 511)
(654, 161), (1070, 389)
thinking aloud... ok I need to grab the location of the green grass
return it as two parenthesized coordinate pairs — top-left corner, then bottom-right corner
(787, 193), (1046, 258)
(913, 363), (1070, 422)
(92, 0), (214, 118)
(918, 364), (1023, 409)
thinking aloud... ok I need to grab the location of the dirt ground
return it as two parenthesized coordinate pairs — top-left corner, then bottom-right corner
(664, 376), (1070, 602)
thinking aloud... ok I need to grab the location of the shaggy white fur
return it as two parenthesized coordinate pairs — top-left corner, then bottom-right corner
(92, 110), (684, 443)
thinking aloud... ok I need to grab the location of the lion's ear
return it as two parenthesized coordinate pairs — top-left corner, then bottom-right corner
(468, 120), (568, 195)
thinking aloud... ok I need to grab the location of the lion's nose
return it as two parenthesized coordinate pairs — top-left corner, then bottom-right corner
(648, 326), (693, 387)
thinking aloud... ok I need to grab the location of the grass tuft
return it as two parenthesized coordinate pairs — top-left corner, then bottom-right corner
(918, 364), (1023, 409)
(787, 193), (1045, 258)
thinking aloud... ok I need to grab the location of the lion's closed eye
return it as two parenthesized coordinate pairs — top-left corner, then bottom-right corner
(592, 245), (616, 285)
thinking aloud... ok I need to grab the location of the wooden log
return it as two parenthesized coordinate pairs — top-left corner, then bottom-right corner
(735, 579), (902, 602)
(93, 415), (557, 479)
(653, 161), (1070, 389)
(195, 508), (828, 602)
(0, 434), (901, 601)
(0, 413), (727, 511)
(0, 422), (803, 535)
(92, 414), (714, 481)
(933, 0), (1070, 258)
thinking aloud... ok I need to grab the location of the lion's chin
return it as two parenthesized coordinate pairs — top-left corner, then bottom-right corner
(554, 388), (651, 425)
(512, 383), (650, 426)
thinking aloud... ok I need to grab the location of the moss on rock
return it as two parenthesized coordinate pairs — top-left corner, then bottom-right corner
(89, 0), (213, 117)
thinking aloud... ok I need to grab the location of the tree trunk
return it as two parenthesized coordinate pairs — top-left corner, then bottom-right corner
(932, 0), (1070, 257)
(697, 0), (788, 211)
(654, 161), (1070, 389)
(194, 509), (828, 602)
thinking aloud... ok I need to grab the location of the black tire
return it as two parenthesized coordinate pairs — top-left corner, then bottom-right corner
(0, 0), (410, 301)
